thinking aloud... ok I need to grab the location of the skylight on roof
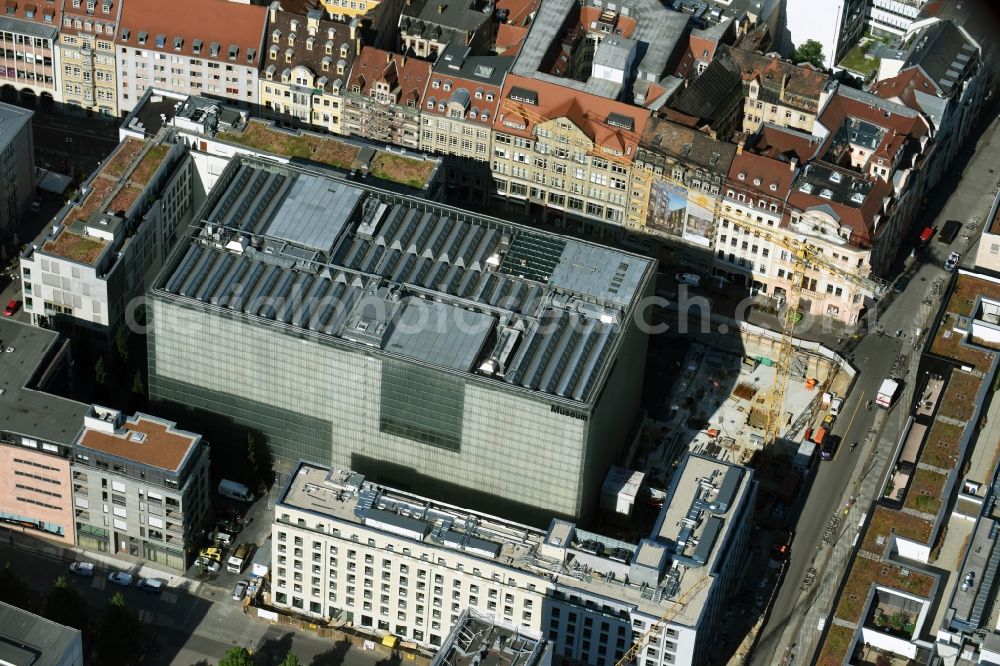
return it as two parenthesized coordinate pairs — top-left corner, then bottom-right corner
(819, 189), (833, 199)
(474, 64), (494, 79)
(799, 183), (813, 194)
(829, 171), (843, 183)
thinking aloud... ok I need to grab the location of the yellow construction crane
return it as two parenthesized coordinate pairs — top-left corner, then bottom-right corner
(613, 575), (710, 666)
(499, 99), (888, 447)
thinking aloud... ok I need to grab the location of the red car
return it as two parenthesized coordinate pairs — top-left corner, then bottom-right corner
(2, 300), (19, 317)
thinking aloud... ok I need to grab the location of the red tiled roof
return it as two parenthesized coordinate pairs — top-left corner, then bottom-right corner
(496, 0), (538, 26)
(787, 176), (894, 246)
(872, 67), (942, 109)
(59, 0), (119, 38)
(496, 23), (528, 54)
(349, 47), (431, 106)
(425, 72), (504, 127)
(727, 150), (796, 201)
(4, 0), (58, 26)
(496, 74), (649, 158)
(750, 124), (823, 163)
(80, 415), (199, 472)
(116, 0), (266, 67)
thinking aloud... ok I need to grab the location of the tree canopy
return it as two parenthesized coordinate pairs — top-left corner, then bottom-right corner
(219, 646), (255, 666)
(793, 39), (825, 69)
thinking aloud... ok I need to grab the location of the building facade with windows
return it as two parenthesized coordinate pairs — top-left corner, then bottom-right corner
(419, 45), (512, 203)
(0, 101), (34, 250)
(0, 6), (60, 108)
(270, 454), (754, 665)
(0, 318), (86, 547)
(259, 6), (358, 135)
(58, 0), (121, 115)
(342, 47), (430, 149)
(20, 136), (193, 341)
(491, 75), (648, 233)
(148, 156), (654, 524)
(398, 0), (494, 59)
(114, 0), (266, 113)
(70, 405), (211, 570)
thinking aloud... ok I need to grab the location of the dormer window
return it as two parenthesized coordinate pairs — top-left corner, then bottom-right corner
(432, 80), (439, 88)
(209, 41), (220, 57)
(337, 60), (345, 75)
(426, 97), (434, 109)
(269, 45), (278, 59)
(475, 88), (482, 99)
(481, 111), (489, 121)
(74, 18), (82, 28)
(62, 16), (69, 25)
(101, 2), (109, 12)
(120, 27), (129, 40)
(438, 102), (445, 111)
(285, 48), (292, 63)
(155, 33), (165, 48)
(486, 92), (493, 101)
(137, 31), (147, 45)
(340, 44), (348, 58)
(173, 36), (183, 50)
(325, 41), (332, 54)
(306, 37), (314, 50)
(287, 34), (295, 46)
(769, 183), (778, 191)
(737, 172), (745, 181)
(443, 80), (451, 91)
(192, 39), (202, 54)
(229, 44), (238, 60)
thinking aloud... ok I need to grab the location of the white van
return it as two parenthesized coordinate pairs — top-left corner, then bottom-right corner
(218, 479), (254, 502)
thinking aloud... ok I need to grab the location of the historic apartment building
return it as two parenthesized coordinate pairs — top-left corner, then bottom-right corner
(259, 5), (358, 135)
(58, 0), (122, 115)
(0, 2), (60, 106)
(419, 44), (512, 203)
(71, 405), (211, 570)
(342, 47), (430, 148)
(398, 0), (495, 59)
(114, 0), (266, 112)
(491, 75), (648, 232)
(270, 454), (755, 665)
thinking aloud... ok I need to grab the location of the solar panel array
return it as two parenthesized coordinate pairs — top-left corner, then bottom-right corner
(158, 161), (648, 403)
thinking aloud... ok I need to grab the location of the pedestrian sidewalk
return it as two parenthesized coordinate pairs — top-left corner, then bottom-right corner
(4, 527), (199, 593)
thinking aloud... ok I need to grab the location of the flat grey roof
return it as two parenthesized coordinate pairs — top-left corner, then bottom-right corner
(0, 16), (58, 40)
(154, 157), (654, 406)
(385, 300), (494, 372)
(0, 102), (31, 148)
(511, 0), (689, 98)
(0, 602), (81, 666)
(264, 174), (363, 254)
(0, 319), (88, 445)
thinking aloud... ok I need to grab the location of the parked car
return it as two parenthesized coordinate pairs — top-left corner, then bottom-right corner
(962, 572), (975, 591)
(3, 299), (19, 317)
(938, 219), (962, 245)
(108, 571), (134, 586)
(202, 559), (221, 573)
(945, 252), (960, 271)
(137, 578), (163, 593)
(216, 519), (242, 535)
(29, 200), (41, 213)
(820, 435), (841, 461)
(213, 531), (234, 547)
(232, 581), (248, 601)
(68, 561), (95, 577)
(821, 413), (836, 429)
(893, 276), (911, 293)
(830, 397), (844, 417)
(674, 273), (702, 287)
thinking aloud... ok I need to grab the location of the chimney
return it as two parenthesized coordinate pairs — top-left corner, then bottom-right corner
(780, 73), (789, 100)
(790, 157), (797, 172)
(438, 3), (445, 11)
(268, 0), (278, 23)
(737, 140), (744, 155)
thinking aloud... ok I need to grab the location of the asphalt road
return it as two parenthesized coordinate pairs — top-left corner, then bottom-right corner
(751, 102), (1000, 666)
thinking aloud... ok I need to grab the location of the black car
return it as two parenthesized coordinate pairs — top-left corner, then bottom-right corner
(820, 435), (841, 460)
(216, 519), (242, 534)
(893, 276), (911, 293)
(938, 220), (962, 245)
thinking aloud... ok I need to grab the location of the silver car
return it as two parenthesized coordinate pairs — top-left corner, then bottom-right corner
(108, 571), (134, 586)
(945, 252), (960, 271)
(69, 561), (95, 577)
(232, 581), (248, 601)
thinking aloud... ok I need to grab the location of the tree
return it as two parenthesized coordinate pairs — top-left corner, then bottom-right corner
(94, 356), (108, 385)
(96, 592), (146, 666)
(43, 576), (89, 632)
(0, 563), (32, 610)
(219, 646), (254, 666)
(115, 325), (129, 362)
(792, 39), (825, 69)
(131, 369), (145, 395)
(279, 652), (300, 666)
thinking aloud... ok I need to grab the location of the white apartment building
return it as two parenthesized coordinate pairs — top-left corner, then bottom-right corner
(784, 0), (867, 68)
(114, 0), (265, 113)
(271, 454), (755, 665)
(20, 136), (192, 340)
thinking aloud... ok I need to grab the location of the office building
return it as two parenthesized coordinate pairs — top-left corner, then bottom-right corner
(0, 3), (60, 108)
(784, 0), (867, 69)
(71, 405), (211, 570)
(432, 608), (551, 666)
(114, 0), (266, 112)
(259, 5), (358, 135)
(20, 136), (193, 341)
(0, 318), (87, 545)
(0, 602), (83, 666)
(148, 155), (654, 523)
(869, 0), (928, 41)
(0, 102), (34, 251)
(419, 44), (513, 203)
(270, 454), (755, 664)
(58, 0), (123, 116)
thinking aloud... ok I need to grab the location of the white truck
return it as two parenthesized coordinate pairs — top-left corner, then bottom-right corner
(877, 379), (899, 409)
(227, 542), (254, 574)
(792, 440), (817, 474)
(218, 479), (254, 502)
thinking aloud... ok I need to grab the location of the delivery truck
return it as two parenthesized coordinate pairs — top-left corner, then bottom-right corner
(227, 542), (254, 573)
(877, 379), (899, 409)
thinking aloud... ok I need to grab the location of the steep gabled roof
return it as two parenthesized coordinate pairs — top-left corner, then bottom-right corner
(349, 46), (431, 105)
